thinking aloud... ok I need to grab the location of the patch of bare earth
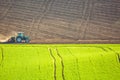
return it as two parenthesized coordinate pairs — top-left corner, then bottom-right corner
(31, 39), (120, 44)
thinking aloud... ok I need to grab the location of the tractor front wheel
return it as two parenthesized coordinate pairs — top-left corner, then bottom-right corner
(16, 37), (22, 43)
(25, 39), (29, 43)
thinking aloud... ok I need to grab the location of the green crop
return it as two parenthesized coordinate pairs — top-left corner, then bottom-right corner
(0, 44), (120, 80)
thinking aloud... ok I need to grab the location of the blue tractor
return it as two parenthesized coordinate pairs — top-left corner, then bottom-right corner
(8, 32), (30, 43)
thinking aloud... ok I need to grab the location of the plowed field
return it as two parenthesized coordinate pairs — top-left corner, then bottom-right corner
(0, 0), (120, 41)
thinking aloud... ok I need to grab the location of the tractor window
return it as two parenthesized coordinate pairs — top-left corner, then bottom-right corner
(18, 33), (24, 37)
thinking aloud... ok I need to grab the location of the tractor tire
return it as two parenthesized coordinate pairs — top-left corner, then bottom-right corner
(16, 37), (22, 43)
(25, 39), (29, 43)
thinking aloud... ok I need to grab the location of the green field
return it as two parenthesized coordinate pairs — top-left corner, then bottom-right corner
(0, 44), (120, 80)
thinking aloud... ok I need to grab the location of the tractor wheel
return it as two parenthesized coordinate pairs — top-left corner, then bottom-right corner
(25, 39), (29, 43)
(16, 37), (22, 43)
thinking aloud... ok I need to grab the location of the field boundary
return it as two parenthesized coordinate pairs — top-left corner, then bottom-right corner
(30, 40), (120, 44)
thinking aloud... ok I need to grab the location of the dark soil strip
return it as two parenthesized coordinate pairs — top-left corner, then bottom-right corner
(108, 47), (120, 63)
(49, 48), (56, 80)
(0, 47), (4, 67)
(56, 49), (65, 80)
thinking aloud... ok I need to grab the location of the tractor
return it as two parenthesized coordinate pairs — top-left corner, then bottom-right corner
(8, 32), (30, 43)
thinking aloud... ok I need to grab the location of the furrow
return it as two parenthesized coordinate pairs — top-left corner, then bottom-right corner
(56, 48), (65, 80)
(48, 48), (56, 80)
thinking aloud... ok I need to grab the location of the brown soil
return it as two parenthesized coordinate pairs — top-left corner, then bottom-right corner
(0, 0), (120, 43)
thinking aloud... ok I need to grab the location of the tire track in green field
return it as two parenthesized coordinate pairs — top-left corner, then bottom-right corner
(49, 48), (57, 80)
(95, 46), (108, 67)
(88, 57), (97, 80)
(107, 47), (120, 63)
(36, 48), (41, 74)
(0, 47), (4, 67)
(67, 48), (81, 80)
(95, 46), (108, 52)
(56, 48), (65, 80)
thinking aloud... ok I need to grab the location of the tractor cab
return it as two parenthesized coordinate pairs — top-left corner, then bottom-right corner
(17, 32), (24, 37)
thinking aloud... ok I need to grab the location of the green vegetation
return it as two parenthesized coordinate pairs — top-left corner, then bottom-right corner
(0, 44), (120, 80)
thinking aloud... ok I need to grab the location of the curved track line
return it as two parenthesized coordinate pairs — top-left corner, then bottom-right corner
(48, 48), (56, 80)
(0, 47), (4, 67)
(82, 0), (95, 39)
(37, 0), (55, 28)
(95, 46), (108, 52)
(56, 48), (65, 80)
(107, 47), (120, 63)
(0, 0), (13, 20)
(78, 0), (89, 39)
